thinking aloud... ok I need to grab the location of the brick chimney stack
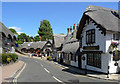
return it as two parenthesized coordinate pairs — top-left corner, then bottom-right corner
(39, 36), (41, 41)
(73, 24), (76, 31)
(77, 24), (79, 30)
(31, 39), (33, 42)
(67, 28), (70, 35)
(70, 26), (72, 33)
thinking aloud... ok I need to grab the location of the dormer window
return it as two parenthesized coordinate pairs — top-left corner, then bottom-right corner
(86, 29), (95, 44)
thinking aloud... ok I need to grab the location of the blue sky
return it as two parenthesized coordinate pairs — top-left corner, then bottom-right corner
(2, 2), (118, 36)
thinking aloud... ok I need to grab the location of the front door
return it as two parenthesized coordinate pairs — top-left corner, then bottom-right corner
(78, 54), (82, 69)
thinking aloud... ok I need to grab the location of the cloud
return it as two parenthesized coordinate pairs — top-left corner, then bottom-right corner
(35, 34), (39, 36)
(9, 27), (21, 32)
(8, 26), (22, 35)
(17, 32), (23, 35)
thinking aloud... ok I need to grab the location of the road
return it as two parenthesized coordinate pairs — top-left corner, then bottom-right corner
(16, 55), (118, 83)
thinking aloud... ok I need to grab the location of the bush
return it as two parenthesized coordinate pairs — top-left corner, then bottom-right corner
(9, 53), (18, 62)
(2, 53), (7, 64)
(7, 57), (11, 63)
(47, 56), (53, 61)
(2, 53), (18, 64)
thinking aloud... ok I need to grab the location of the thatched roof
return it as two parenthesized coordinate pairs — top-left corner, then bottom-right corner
(62, 40), (80, 55)
(53, 34), (66, 48)
(21, 41), (47, 49)
(77, 5), (120, 39)
(21, 40), (52, 50)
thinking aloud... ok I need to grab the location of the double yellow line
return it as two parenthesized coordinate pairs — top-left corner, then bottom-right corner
(12, 63), (26, 84)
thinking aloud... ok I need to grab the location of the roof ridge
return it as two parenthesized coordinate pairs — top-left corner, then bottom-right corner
(86, 5), (118, 12)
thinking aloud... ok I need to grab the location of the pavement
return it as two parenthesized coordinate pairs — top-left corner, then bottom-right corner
(15, 52), (120, 83)
(51, 61), (120, 82)
(2, 60), (24, 82)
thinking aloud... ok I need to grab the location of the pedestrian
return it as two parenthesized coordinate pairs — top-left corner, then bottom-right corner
(29, 53), (32, 58)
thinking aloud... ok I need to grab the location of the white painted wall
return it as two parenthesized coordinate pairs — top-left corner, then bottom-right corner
(81, 21), (106, 52)
(71, 61), (78, 67)
(80, 21), (120, 73)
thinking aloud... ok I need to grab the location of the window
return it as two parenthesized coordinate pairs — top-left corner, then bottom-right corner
(79, 37), (82, 48)
(87, 53), (101, 68)
(86, 29), (95, 44)
(113, 33), (120, 40)
(71, 53), (73, 61)
(74, 55), (76, 62)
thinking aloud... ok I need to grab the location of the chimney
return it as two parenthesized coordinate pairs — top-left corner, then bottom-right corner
(70, 26), (72, 33)
(73, 24), (76, 31)
(77, 24), (79, 30)
(24, 39), (26, 42)
(67, 28), (70, 35)
(39, 36), (41, 41)
(31, 39), (33, 42)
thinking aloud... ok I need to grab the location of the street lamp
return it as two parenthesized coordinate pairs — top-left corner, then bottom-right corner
(107, 66), (110, 78)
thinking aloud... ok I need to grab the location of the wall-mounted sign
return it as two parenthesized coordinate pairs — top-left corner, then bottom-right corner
(83, 46), (99, 50)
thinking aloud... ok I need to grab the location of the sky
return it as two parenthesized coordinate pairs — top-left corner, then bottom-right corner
(2, 2), (118, 37)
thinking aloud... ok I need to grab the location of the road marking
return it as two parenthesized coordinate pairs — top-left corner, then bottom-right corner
(13, 63), (26, 83)
(34, 60), (39, 63)
(40, 64), (43, 67)
(52, 76), (62, 83)
(44, 68), (50, 73)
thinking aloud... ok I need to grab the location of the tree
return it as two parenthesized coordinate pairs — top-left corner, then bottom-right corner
(30, 36), (34, 42)
(9, 28), (18, 35)
(34, 35), (39, 42)
(17, 33), (28, 44)
(38, 20), (53, 41)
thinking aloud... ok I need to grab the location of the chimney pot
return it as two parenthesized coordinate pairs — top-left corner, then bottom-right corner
(73, 24), (76, 30)
(77, 24), (79, 30)
(70, 26), (72, 33)
(67, 28), (70, 35)
(39, 36), (41, 41)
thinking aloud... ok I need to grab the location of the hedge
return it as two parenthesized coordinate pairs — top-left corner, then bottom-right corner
(1, 53), (18, 64)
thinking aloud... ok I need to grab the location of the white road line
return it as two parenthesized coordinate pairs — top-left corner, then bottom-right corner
(40, 64), (43, 67)
(44, 68), (50, 73)
(13, 63), (26, 83)
(52, 76), (62, 83)
(35, 61), (39, 63)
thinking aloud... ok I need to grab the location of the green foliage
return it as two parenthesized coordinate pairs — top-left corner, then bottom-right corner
(34, 35), (39, 42)
(2, 53), (18, 64)
(2, 53), (7, 63)
(7, 57), (11, 63)
(17, 33), (35, 44)
(38, 20), (53, 41)
(9, 28), (18, 35)
(17, 33), (27, 44)
(47, 56), (53, 61)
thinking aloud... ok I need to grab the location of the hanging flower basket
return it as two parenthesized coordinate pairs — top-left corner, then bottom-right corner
(82, 56), (85, 61)
(111, 42), (119, 48)
(114, 62), (118, 66)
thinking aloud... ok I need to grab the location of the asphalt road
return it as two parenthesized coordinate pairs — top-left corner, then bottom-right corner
(17, 55), (119, 83)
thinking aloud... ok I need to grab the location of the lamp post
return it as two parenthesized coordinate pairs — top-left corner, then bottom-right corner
(85, 64), (87, 75)
(107, 66), (110, 78)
